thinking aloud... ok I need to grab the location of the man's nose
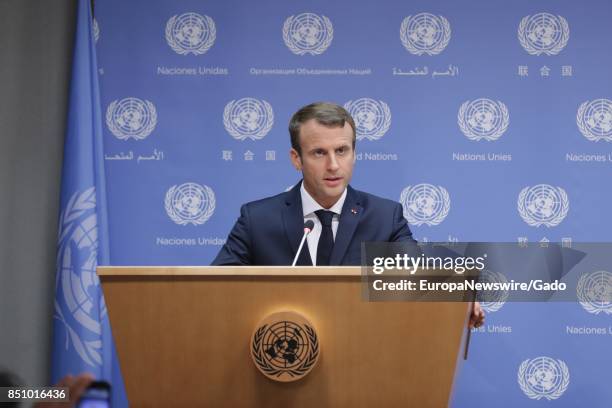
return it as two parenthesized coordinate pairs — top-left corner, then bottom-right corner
(327, 153), (340, 171)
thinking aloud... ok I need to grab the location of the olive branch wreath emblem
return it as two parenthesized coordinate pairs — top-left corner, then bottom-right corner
(252, 323), (319, 379)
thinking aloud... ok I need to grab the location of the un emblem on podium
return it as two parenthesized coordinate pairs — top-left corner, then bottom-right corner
(577, 99), (612, 142)
(251, 312), (320, 382)
(283, 13), (333, 55)
(518, 13), (569, 56)
(518, 357), (570, 400)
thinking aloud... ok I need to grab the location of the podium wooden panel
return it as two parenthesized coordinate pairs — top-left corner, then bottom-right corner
(98, 267), (471, 407)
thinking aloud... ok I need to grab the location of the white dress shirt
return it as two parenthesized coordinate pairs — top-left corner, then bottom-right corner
(300, 183), (347, 265)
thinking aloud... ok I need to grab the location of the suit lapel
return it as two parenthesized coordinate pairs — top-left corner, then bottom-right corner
(330, 186), (363, 265)
(282, 181), (313, 266)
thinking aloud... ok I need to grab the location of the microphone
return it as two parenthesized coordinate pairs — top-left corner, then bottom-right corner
(292, 220), (315, 267)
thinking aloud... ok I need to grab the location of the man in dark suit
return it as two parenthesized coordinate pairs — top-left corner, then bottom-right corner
(211, 181), (414, 266)
(213, 101), (415, 266)
(212, 102), (484, 326)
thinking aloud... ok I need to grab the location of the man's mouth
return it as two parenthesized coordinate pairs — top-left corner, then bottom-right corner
(324, 176), (343, 187)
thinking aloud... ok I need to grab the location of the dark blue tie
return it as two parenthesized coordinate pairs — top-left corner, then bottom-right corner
(315, 210), (335, 266)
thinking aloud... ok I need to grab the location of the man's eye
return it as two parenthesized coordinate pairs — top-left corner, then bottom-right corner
(336, 147), (347, 155)
(314, 150), (325, 157)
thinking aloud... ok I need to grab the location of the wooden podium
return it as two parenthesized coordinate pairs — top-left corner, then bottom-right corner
(98, 267), (472, 407)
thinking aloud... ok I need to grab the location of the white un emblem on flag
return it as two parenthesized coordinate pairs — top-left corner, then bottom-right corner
(165, 12), (216, 55)
(518, 357), (570, 400)
(223, 98), (274, 140)
(283, 13), (333, 55)
(400, 13), (450, 56)
(518, 13), (569, 56)
(518, 184), (569, 227)
(54, 187), (104, 367)
(93, 18), (100, 43)
(344, 98), (391, 141)
(577, 270), (612, 315)
(577, 99), (612, 142)
(400, 184), (450, 226)
(458, 99), (509, 141)
(165, 183), (216, 225)
(106, 97), (157, 140)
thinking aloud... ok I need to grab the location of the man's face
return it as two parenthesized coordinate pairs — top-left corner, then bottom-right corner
(290, 119), (355, 209)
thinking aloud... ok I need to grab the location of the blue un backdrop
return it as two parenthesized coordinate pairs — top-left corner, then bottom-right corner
(95, 0), (612, 406)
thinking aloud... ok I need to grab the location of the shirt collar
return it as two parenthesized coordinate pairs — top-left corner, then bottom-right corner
(300, 182), (347, 217)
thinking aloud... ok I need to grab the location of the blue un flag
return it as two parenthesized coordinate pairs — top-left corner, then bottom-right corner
(51, 0), (127, 405)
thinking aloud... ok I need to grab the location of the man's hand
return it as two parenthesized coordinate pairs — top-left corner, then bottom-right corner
(469, 301), (485, 329)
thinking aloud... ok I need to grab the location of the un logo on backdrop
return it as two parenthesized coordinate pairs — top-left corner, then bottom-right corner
(165, 183), (215, 225)
(165, 12), (216, 55)
(577, 99), (612, 142)
(577, 270), (612, 315)
(106, 97), (157, 140)
(344, 98), (391, 141)
(477, 270), (509, 312)
(518, 13), (569, 56)
(518, 184), (569, 227)
(400, 13), (450, 56)
(223, 98), (274, 140)
(518, 357), (569, 400)
(400, 184), (450, 226)
(283, 13), (333, 55)
(458, 99), (509, 141)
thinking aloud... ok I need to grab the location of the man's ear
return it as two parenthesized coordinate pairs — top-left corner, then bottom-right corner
(289, 148), (302, 171)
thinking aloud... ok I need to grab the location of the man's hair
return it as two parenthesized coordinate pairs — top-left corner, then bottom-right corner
(289, 102), (356, 156)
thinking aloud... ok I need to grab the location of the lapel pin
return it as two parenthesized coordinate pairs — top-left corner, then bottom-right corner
(351, 208), (358, 215)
